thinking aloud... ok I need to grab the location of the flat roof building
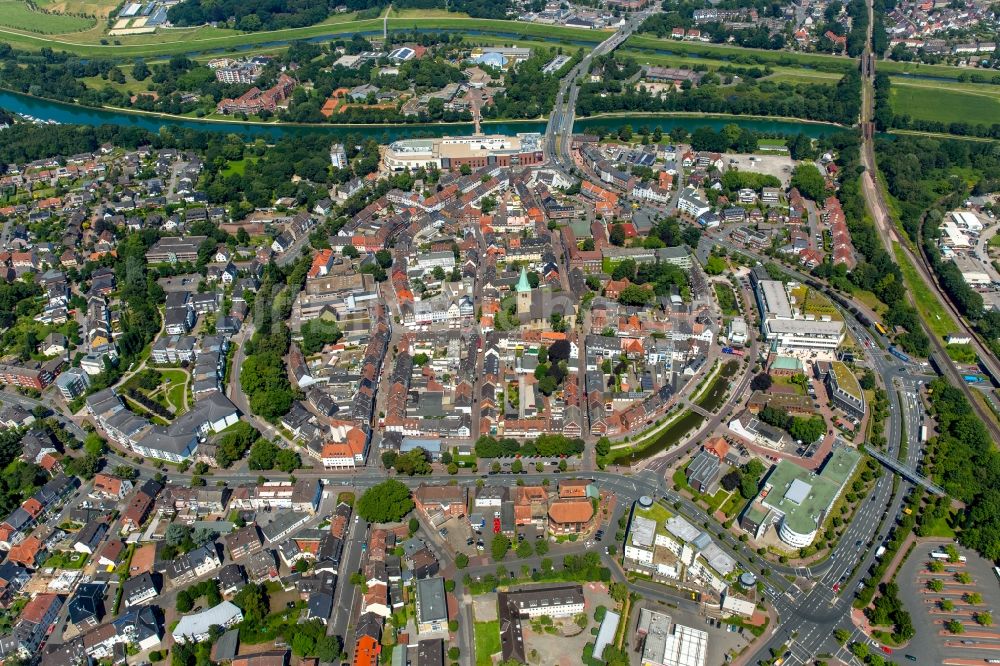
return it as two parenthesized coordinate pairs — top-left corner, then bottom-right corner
(637, 608), (708, 666)
(757, 443), (861, 548)
(383, 134), (542, 171)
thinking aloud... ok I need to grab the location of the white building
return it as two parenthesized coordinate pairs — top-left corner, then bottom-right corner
(172, 602), (243, 644)
(330, 143), (348, 169)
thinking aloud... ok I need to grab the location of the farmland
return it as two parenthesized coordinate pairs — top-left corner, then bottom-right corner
(0, 0), (95, 33)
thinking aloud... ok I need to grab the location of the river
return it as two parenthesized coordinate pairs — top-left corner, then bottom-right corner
(0, 89), (841, 141)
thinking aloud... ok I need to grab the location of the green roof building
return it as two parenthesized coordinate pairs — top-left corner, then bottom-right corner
(758, 443), (860, 548)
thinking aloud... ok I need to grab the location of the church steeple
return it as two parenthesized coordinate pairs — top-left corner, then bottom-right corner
(516, 266), (532, 315)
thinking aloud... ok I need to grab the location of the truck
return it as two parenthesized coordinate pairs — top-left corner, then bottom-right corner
(888, 345), (910, 363)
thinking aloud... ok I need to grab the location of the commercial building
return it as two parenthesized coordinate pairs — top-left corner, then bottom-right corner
(383, 134), (542, 171)
(746, 443), (861, 548)
(754, 280), (844, 350)
(814, 361), (865, 419)
(953, 254), (991, 287)
(636, 608), (708, 666)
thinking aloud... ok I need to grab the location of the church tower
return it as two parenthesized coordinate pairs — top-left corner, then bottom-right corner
(516, 266), (532, 316)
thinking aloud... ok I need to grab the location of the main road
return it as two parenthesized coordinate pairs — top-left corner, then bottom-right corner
(544, 8), (655, 176)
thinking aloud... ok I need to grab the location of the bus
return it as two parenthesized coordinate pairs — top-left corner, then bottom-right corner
(931, 549), (967, 563)
(920, 425), (928, 443)
(874, 322), (889, 336)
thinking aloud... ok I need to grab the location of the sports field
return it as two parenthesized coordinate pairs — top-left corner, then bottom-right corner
(890, 79), (1000, 126)
(0, 0), (95, 33)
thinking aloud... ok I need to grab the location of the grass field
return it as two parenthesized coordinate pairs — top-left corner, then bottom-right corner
(890, 80), (1000, 126)
(81, 66), (156, 95)
(893, 242), (960, 339)
(0, 0), (95, 33)
(0, 14), (605, 56)
(474, 621), (501, 666)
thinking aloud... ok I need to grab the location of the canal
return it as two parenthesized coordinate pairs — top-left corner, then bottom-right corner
(0, 89), (842, 141)
(611, 361), (739, 466)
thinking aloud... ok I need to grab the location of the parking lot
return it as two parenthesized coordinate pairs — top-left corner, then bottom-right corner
(723, 152), (796, 187)
(897, 542), (1000, 665)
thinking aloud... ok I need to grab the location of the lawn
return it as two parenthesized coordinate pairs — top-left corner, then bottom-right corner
(920, 508), (958, 538)
(634, 499), (671, 525)
(45, 551), (88, 569)
(474, 621), (501, 666)
(889, 81), (1000, 126)
(81, 66), (156, 96)
(772, 375), (807, 395)
(0, 0), (95, 33)
(221, 157), (259, 177)
(893, 243), (959, 339)
(703, 487), (732, 512)
(721, 492), (744, 518)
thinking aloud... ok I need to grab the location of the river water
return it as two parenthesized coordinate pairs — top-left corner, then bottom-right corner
(0, 89), (841, 140)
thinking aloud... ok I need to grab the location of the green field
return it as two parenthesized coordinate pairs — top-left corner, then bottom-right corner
(0, 15), (608, 56)
(890, 80), (1000, 125)
(0, 0), (95, 33)
(474, 621), (501, 666)
(893, 243), (960, 339)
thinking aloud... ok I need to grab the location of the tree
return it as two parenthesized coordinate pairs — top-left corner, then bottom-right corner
(976, 611), (993, 626)
(790, 164), (827, 201)
(516, 541), (532, 558)
(491, 534), (511, 561)
(965, 592), (983, 605)
(941, 599), (955, 611)
(618, 284), (654, 306)
(512, 459), (523, 474)
(356, 480), (413, 523)
(455, 552), (469, 569)
(247, 439), (279, 470)
(275, 449), (301, 472)
(750, 373), (773, 391)
(233, 583), (269, 626)
(609, 582), (628, 603)
(928, 579), (944, 592)
(704, 255), (726, 275)
(535, 540), (549, 556)
(946, 619), (964, 634)
(408, 517), (420, 535)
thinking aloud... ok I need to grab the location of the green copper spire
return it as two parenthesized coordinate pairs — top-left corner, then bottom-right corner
(516, 266), (531, 292)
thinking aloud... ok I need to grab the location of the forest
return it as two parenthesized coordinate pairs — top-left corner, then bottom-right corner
(926, 378), (1000, 560)
(167, 0), (509, 31)
(576, 59), (862, 126)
